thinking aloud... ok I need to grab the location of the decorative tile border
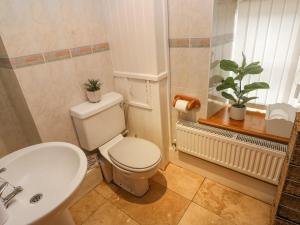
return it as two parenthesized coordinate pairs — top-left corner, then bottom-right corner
(44, 49), (70, 62)
(169, 33), (233, 49)
(190, 38), (210, 48)
(169, 38), (209, 48)
(10, 54), (45, 68)
(0, 42), (110, 69)
(169, 38), (190, 48)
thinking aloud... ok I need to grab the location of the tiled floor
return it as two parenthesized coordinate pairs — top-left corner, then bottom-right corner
(70, 163), (271, 225)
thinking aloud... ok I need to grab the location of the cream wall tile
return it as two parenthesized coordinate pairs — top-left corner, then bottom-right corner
(60, 0), (107, 49)
(0, 0), (42, 57)
(0, 68), (41, 146)
(15, 52), (115, 145)
(170, 48), (210, 90)
(0, 0), (108, 57)
(72, 52), (114, 96)
(0, 0), (114, 147)
(0, 76), (29, 154)
(15, 61), (83, 144)
(168, 0), (214, 38)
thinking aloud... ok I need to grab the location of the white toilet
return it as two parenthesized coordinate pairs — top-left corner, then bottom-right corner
(70, 92), (161, 196)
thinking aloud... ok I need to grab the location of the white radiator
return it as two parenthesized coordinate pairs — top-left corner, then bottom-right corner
(176, 121), (288, 185)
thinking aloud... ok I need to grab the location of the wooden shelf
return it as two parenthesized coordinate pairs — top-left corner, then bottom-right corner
(198, 106), (290, 144)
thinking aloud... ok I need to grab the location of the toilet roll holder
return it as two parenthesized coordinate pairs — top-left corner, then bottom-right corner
(172, 95), (201, 111)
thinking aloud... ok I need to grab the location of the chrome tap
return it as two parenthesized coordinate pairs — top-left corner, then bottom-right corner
(0, 182), (8, 197)
(2, 186), (23, 207)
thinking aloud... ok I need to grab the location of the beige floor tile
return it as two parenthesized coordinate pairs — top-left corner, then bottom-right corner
(193, 179), (271, 225)
(83, 202), (139, 225)
(94, 181), (120, 199)
(152, 163), (205, 200)
(109, 180), (190, 225)
(178, 202), (233, 225)
(70, 190), (107, 225)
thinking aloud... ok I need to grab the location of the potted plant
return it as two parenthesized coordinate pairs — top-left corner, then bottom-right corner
(84, 79), (102, 103)
(216, 53), (270, 120)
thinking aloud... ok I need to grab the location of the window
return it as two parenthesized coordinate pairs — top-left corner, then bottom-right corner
(233, 0), (300, 106)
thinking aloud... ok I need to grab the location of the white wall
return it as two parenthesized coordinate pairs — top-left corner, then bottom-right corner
(105, 0), (170, 167)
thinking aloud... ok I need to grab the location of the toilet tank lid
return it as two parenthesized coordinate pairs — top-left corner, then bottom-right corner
(70, 92), (123, 119)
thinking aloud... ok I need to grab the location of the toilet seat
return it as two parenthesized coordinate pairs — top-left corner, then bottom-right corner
(108, 137), (161, 173)
(99, 135), (161, 173)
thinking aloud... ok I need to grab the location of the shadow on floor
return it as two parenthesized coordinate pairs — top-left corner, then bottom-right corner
(110, 172), (168, 205)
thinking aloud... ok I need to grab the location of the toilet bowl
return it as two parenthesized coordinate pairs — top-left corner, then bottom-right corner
(70, 92), (162, 197)
(99, 134), (161, 196)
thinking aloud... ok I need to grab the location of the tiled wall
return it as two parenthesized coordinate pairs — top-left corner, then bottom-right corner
(273, 113), (300, 224)
(0, 77), (28, 156)
(0, 37), (41, 156)
(0, 0), (115, 147)
(168, 0), (213, 138)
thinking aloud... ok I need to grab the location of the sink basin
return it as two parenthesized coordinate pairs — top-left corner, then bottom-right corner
(0, 142), (87, 225)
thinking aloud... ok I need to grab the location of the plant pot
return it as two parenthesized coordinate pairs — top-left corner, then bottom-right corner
(229, 105), (246, 120)
(86, 90), (102, 103)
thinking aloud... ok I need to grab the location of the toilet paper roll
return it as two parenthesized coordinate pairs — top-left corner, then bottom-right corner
(175, 99), (189, 113)
(0, 201), (8, 225)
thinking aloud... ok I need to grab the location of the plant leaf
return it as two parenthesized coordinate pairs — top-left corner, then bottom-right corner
(84, 79), (102, 92)
(241, 96), (258, 104)
(244, 63), (263, 74)
(243, 82), (270, 94)
(220, 60), (239, 73)
(221, 92), (237, 103)
(216, 77), (237, 91)
(234, 72), (245, 81)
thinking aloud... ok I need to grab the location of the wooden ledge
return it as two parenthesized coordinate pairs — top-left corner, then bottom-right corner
(198, 106), (289, 144)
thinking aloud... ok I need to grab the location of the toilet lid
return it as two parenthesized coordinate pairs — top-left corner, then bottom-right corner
(108, 137), (161, 171)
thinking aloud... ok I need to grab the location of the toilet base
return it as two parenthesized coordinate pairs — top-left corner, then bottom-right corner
(113, 167), (149, 197)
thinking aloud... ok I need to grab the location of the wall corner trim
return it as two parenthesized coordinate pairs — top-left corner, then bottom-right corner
(113, 71), (168, 82)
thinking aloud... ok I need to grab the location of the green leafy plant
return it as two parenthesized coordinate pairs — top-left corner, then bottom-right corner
(84, 79), (102, 92)
(216, 53), (270, 108)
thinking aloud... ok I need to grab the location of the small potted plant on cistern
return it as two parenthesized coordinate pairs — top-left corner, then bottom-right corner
(84, 79), (102, 103)
(216, 53), (270, 120)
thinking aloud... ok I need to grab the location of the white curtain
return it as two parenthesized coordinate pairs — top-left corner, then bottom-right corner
(233, 0), (300, 106)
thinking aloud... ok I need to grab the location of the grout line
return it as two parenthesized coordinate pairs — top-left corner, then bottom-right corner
(70, 189), (107, 225)
(191, 177), (206, 202)
(81, 201), (109, 225)
(176, 200), (192, 225)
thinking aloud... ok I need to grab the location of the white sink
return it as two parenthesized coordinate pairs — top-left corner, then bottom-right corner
(0, 142), (87, 225)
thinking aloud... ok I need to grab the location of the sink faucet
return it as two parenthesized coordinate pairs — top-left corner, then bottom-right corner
(1, 186), (23, 208)
(0, 182), (8, 196)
